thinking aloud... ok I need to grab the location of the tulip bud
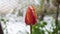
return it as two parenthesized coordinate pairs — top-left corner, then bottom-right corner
(25, 6), (37, 25)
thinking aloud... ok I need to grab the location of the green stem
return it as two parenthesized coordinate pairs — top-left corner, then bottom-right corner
(30, 25), (32, 34)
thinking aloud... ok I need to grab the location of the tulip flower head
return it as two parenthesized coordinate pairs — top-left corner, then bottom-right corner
(25, 6), (37, 25)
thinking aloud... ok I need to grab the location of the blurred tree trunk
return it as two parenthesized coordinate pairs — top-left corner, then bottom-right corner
(40, 0), (45, 20)
(55, 0), (60, 33)
(55, 5), (59, 34)
(47, 0), (49, 4)
(52, 0), (60, 33)
(40, 0), (49, 20)
(0, 23), (3, 34)
(55, 5), (59, 29)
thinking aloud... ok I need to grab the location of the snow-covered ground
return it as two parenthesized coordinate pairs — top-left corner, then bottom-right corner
(0, 14), (55, 34)
(1, 14), (30, 34)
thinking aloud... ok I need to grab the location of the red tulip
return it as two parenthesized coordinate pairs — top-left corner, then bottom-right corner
(25, 6), (37, 25)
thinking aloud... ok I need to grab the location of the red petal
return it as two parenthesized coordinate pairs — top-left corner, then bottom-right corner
(25, 6), (37, 25)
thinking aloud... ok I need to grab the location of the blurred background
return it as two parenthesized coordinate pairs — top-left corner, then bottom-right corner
(0, 0), (60, 34)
